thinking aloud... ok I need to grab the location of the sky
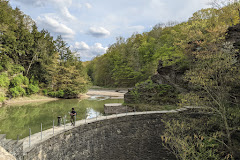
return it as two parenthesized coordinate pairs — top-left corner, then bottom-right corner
(9, 0), (211, 61)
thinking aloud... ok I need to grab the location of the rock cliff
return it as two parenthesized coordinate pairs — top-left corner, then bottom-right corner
(124, 60), (186, 105)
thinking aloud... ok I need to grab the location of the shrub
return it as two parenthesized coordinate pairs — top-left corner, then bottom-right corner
(9, 86), (26, 97)
(8, 65), (25, 75)
(0, 73), (10, 87)
(42, 89), (48, 96)
(0, 92), (6, 102)
(0, 96), (5, 102)
(47, 90), (65, 98)
(48, 91), (57, 97)
(56, 90), (64, 98)
(10, 75), (29, 87)
(27, 84), (39, 95)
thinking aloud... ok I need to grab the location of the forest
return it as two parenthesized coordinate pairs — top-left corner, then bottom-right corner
(85, 1), (240, 159)
(86, 2), (239, 88)
(0, 0), (89, 101)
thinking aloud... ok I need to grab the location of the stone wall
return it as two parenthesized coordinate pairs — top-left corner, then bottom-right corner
(0, 134), (23, 160)
(0, 146), (16, 160)
(104, 103), (134, 114)
(23, 112), (177, 160)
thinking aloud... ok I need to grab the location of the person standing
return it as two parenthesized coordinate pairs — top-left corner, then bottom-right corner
(70, 108), (76, 126)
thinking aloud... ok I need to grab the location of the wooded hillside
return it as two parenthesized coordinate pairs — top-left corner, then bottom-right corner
(0, 0), (89, 101)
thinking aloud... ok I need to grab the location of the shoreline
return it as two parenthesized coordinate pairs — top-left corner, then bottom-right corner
(0, 89), (127, 107)
(1, 95), (60, 106)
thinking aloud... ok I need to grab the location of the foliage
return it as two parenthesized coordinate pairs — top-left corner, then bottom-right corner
(27, 84), (39, 95)
(86, 2), (240, 89)
(42, 89), (48, 96)
(0, 73), (9, 87)
(10, 75), (29, 87)
(0, 92), (6, 102)
(9, 86), (26, 97)
(162, 115), (231, 160)
(129, 79), (178, 105)
(48, 90), (64, 98)
(161, 2), (240, 159)
(0, 0), (90, 100)
(8, 65), (25, 76)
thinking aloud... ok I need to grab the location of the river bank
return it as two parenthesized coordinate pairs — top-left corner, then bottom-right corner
(1, 95), (60, 106)
(0, 89), (127, 107)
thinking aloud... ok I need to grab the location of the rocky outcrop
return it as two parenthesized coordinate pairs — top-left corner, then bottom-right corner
(124, 60), (187, 105)
(226, 23), (240, 52)
(151, 60), (187, 92)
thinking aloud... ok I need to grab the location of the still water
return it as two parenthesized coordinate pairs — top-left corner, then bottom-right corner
(0, 96), (123, 140)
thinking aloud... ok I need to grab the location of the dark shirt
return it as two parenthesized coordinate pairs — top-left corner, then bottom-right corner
(71, 110), (76, 116)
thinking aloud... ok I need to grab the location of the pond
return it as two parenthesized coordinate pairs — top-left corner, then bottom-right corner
(0, 96), (123, 140)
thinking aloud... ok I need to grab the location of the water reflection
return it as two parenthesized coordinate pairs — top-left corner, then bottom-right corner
(0, 95), (123, 139)
(88, 95), (110, 101)
(86, 108), (101, 119)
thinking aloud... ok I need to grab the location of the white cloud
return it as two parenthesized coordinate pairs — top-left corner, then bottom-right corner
(88, 27), (111, 38)
(37, 15), (75, 40)
(60, 7), (76, 20)
(85, 3), (92, 9)
(74, 41), (90, 50)
(13, 0), (75, 21)
(91, 43), (108, 54)
(72, 42), (108, 61)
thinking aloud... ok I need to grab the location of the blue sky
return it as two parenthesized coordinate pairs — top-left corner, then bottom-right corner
(9, 0), (211, 61)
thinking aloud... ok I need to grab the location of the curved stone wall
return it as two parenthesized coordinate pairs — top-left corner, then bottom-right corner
(23, 111), (178, 160)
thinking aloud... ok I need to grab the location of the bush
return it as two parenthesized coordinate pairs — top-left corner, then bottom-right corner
(56, 90), (64, 98)
(27, 84), (39, 95)
(0, 96), (5, 102)
(0, 73), (10, 87)
(47, 90), (65, 98)
(48, 91), (57, 97)
(8, 65), (25, 75)
(42, 89), (48, 96)
(0, 92), (6, 102)
(9, 86), (26, 97)
(63, 89), (79, 98)
(10, 75), (29, 87)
